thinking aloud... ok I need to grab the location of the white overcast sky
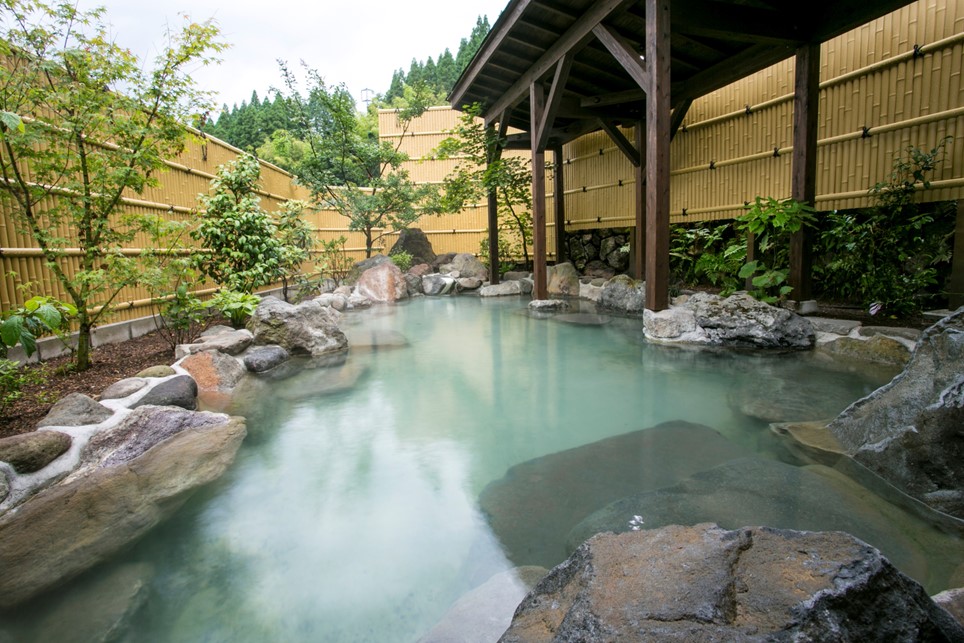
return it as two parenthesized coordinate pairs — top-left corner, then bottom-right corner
(76, 0), (509, 110)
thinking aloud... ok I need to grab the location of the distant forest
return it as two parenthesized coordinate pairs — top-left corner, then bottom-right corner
(202, 16), (491, 160)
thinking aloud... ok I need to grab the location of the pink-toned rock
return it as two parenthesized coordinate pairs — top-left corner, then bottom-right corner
(355, 262), (409, 303)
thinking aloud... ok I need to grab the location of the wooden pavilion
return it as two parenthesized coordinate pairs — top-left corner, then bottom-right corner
(449, 0), (917, 310)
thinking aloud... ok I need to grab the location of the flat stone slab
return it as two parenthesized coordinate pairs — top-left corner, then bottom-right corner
(479, 421), (750, 568)
(808, 316), (862, 335)
(859, 325), (923, 342)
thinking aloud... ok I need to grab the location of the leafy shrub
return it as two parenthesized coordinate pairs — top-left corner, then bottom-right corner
(210, 290), (261, 329)
(0, 296), (77, 359)
(157, 284), (208, 350)
(813, 139), (953, 316)
(316, 236), (355, 285)
(192, 154), (286, 293)
(389, 250), (413, 272)
(670, 222), (742, 290)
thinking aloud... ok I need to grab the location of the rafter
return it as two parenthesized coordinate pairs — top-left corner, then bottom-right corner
(592, 23), (650, 92)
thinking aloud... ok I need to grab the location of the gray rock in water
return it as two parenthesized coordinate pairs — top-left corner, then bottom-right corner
(0, 409), (245, 608)
(646, 292), (815, 349)
(248, 296), (348, 357)
(100, 377), (148, 400)
(500, 524), (964, 642)
(819, 334), (911, 365)
(420, 567), (547, 643)
(131, 375), (198, 411)
(480, 281), (522, 297)
(528, 299), (570, 313)
(478, 421), (750, 568)
(316, 293), (348, 311)
(347, 293), (372, 309)
(828, 307), (964, 519)
(502, 271), (531, 281)
(546, 262), (580, 297)
(598, 274), (646, 314)
(0, 470), (7, 503)
(404, 272), (424, 296)
(38, 393), (113, 428)
(860, 325), (923, 342)
(242, 345), (290, 373)
(390, 228), (436, 266)
(567, 457), (959, 584)
(0, 431), (71, 473)
(355, 262), (409, 303)
(423, 274), (456, 296)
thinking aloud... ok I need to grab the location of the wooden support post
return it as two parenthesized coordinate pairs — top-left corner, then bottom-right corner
(531, 82), (548, 300)
(552, 145), (566, 264)
(950, 199), (964, 310)
(486, 125), (500, 285)
(790, 42), (820, 301)
(645, 0), (671, 311)
(634, 120), (646, 281)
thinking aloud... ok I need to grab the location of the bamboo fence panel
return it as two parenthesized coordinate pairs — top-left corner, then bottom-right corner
(3, 0), (961, 322)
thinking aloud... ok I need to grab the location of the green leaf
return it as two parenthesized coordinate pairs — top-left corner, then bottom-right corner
(0, 110), (25, 134)
(738, 261), (758, 279)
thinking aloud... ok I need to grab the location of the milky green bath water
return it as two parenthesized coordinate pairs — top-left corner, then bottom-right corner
(10, 297), (962, 642)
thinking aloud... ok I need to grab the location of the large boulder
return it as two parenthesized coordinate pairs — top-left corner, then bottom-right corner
(597, 274), (646, 314)
(354, 262), (409, 303)
(500, 524), (964, 642)
(440, 253), (488, 280)
(828, 308), (964, 518)
(346, 254), (392, 284)
(177, 350), (246, 394)
(480, 281), (523, 297)
(389, 228), (436, 266)
(247, 296), (348, 357)
(0, 406), (246, 608)
(546, 262), (580, 297)
(645, 292), (815, 349)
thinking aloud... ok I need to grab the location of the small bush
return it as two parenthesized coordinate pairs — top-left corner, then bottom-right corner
(0, 358), (41, 414)
(210, 290), (261, 329)
(389, 250), (413, 272)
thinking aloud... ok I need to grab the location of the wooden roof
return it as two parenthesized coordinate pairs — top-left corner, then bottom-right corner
(449, 0), (917, 146)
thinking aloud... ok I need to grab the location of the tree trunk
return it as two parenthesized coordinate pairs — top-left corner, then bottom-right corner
(365, 229), (373, 258)
(76, 318), (93, 371)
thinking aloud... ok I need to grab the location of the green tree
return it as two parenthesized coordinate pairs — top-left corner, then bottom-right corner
(192, 153), (287, 291)
(0, 0), (226, 370)
(435, 103), (533, 269)
(278, 64), (450, 257)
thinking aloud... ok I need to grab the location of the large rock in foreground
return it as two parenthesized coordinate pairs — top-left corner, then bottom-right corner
(0, 406), (246, 609)
(500, 524), (964, 642)
(645, 292), (815, 349)
(828, 307), (964, 519)
(247, 296), (348, 357)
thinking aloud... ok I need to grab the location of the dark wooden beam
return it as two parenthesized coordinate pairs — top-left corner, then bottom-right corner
(552, 145), (566, 264)
(592, 23), (650, 91)
(483, 0), (635, 125)
(670, 98), (693, 138)
(645, 0), (671, 312)
(599, 119), (641, 167)
(675, 43), (793, 103)
(486, 115), (511, 285)
(634, 120), (646, 280)
(531, 81), (548, 300)
(536, 55), (574, 151)
(672, 1), (804, 45)
(789, 42), (820, 301)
